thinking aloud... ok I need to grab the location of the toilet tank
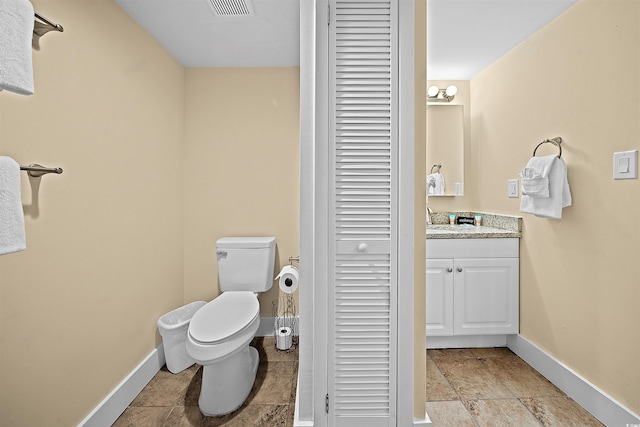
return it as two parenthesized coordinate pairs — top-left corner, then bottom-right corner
(216, 237), (276, 293)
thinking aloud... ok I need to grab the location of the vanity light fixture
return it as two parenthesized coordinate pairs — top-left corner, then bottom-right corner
(427, 85), (458, 103)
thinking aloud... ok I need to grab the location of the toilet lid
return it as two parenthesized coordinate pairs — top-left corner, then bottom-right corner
(189, 292), (259, 344)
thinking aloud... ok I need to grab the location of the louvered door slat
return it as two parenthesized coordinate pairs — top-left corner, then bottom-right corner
(328, 0), (397, 425)
(333, 255), (392, 422)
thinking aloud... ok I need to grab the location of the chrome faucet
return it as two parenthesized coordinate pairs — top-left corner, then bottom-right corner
(427, 207), (433, 225)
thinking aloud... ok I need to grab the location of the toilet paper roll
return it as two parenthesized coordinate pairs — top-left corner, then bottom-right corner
(275, 265), (299, 294)
(275, 326), (293, 350)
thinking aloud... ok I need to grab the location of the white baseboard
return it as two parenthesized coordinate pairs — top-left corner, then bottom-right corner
(293, 376), (315, 427)
(77, 344), (165, 427)
(413, 412), (432, 426)
(257, 316), (300, 337)
(507, 335), (640, 427)
(427, 334), (507, 349)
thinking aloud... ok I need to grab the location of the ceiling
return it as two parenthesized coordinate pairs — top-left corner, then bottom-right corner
(114, 0), (301, 68)
(115, 0), (577, 79)
(427, 0), (577, 80)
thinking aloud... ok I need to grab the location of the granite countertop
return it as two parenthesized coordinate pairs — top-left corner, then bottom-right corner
(427, 212), (522, 239)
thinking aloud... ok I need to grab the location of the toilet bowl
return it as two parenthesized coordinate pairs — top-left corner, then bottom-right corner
(186, 291), (261, 416)
(185, 236), (276, 416)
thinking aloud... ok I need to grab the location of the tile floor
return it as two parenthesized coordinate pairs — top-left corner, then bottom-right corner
(114, 340), (604, 426)
(426, 348), (604, 426)
(113, 337), (298, 427)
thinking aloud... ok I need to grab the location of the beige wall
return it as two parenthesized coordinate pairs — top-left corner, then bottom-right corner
(0, 11), (302, 426)
(0, 0), (185, 425)
(183, 67), (300, 316)
(471, 0), (639, 414)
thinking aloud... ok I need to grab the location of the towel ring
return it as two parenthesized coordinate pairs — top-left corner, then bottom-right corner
(533, 137), (562, 158)
(430, 163), (442, 174)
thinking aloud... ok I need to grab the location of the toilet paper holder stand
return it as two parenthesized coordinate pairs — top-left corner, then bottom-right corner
(273, 294), (297, 351)
(273, 258), (297, 351)
(270, 255), (299, 351)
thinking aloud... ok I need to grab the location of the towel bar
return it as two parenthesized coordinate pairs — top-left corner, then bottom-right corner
(20, 164), (63, 178)
(34, 12), (64, 33)
(533, 137), (562, 158)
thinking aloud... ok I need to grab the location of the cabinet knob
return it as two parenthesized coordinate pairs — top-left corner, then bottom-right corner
(446, 267), (453, 273)
(358, 243), (368, 252)
(457, 267), (463, 272)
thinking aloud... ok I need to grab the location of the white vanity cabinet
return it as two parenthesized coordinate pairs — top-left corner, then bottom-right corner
(425, 258), (455, 336)
(426, 238), (519, 345)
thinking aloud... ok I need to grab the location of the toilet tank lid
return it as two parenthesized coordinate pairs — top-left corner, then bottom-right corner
(216, 237), (276, 249)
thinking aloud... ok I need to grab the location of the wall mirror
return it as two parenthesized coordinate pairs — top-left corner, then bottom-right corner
(426, 104), (464, 196)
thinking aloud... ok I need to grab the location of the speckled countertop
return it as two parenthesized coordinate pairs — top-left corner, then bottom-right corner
(427, 212), (522, 239)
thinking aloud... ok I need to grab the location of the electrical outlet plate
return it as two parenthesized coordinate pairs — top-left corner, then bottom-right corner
(508, 179), (519, 198)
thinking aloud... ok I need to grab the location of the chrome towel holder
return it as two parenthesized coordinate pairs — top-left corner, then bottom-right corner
(20, 164), (63, 178)
(34, 11), (64, 34)
(533, 137), (563, 158)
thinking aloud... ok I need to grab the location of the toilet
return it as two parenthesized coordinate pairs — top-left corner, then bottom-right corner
(186, 236), (276, 416)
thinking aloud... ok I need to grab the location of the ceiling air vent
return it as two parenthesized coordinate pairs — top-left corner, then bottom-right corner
(207, 0), (254, 16)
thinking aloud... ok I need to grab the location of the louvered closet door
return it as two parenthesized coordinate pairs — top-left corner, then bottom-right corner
(327, 1), (398, 426)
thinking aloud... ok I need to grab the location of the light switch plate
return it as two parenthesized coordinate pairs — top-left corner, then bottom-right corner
(613, 150), (638, 180)
(508, 179), (519, 198)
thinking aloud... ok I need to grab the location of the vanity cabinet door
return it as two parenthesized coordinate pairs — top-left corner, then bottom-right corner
(453, 258), (519, 335)
(426, 259), (454, 336)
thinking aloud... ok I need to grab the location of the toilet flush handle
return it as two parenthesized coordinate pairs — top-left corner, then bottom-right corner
(216, 250), (227, 258)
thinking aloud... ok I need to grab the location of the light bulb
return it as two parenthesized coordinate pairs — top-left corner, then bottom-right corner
(445, 85), (458, 97)
(427, 86), (439, 97)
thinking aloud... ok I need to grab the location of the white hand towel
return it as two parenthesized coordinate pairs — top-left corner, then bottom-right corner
(520, 156), (572, 219)
(0, 157), (26, 255)
(0, 0), (35, 95)
(426, 174), (436, 195)
(434, 173), (445, 195)
(426, 173), (445, 195)
(521, 174), (549, 197)
(519, 155), (556, 197)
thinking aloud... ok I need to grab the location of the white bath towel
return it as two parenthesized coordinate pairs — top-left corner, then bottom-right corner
(426, 173), (445, 195)
(0, 0), (35, 95)
(519, 155), (556, 197)
(520, 156), (572, 219)
(0, 157), (26, 255)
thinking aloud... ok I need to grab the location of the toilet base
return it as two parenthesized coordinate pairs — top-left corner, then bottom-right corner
(198, 345), (259, 417)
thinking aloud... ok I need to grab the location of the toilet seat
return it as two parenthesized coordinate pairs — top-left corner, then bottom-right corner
(189, 292), (259, 344)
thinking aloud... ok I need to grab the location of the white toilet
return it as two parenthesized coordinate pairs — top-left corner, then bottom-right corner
(186, 236), (276, 416)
